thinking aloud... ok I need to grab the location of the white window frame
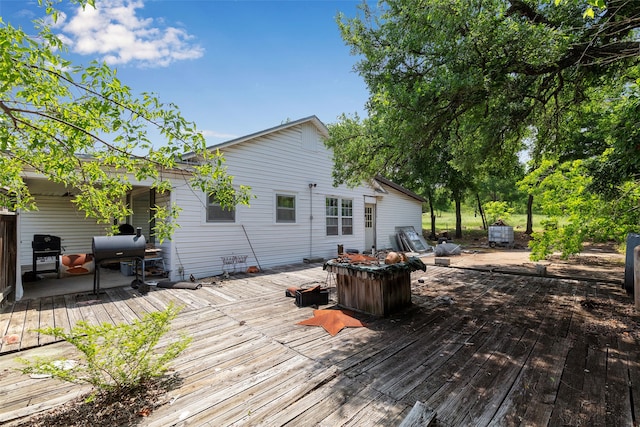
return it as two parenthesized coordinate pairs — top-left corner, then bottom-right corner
(326, 196), (353, 236)
(365, 205), (374, 228)
(326, 197), (339, 236)
(206, 194), (236, 223)
(341, 199), (353, 235)
(275, 193), (297, 223)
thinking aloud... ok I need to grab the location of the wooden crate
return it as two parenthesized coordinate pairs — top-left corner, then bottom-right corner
(328, 265), (411, 316)
(295, 289), (329, 307)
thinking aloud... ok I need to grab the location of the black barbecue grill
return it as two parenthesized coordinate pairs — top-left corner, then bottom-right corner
(32, 234), (62, 278)
(92, 227), (146, 294)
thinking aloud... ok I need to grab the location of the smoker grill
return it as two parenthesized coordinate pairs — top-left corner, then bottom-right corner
(92, 228), (146, 294)
(32, 234), (62, 278)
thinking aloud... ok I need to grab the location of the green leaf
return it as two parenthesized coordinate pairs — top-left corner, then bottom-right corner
(0, 0), (251, 238)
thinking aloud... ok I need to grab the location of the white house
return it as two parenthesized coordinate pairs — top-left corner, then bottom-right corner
(171, 116), (425, 280)
(12, 116), (424, 299)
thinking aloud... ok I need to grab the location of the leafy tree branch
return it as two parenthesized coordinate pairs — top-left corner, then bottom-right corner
(0, 0), (251, 242)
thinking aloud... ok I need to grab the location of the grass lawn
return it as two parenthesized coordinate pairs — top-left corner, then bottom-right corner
(422, 211), (550, 245)
(422, 211), (624, 253)
(422, 211), (546, 233)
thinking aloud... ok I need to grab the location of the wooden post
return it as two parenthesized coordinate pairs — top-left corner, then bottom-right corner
(634, 246), (640, 311)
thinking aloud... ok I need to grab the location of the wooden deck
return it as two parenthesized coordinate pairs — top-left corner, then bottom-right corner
(0, 263), (638, 426)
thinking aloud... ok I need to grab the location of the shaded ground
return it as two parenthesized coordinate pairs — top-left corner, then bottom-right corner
(425, 231), (625, 283)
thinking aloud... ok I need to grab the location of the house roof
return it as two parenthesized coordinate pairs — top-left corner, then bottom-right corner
(182, 116), (329, 161)
(374, 175), (426, 203)
(180, 116), (425, 204)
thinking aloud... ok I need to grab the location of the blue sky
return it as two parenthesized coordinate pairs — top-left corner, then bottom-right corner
(1, 0), (370, 143)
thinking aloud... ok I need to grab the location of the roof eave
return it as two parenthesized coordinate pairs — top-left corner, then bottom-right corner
(374, 175), (426, 203)
(182, 115), (329, 160)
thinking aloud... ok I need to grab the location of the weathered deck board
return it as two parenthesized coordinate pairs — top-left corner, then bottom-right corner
(0, 264), (638, 426)
(548, 302), (598, 426)
(347, 274), (536, 402)
(73, 293), (104, 326)
(488, 284), (573, 425)
(103, 287), (147, 323)
(221, 363), (338, 425)
(36, 298), (56, 346)
(416, 281), (547, 420)
(227, 365), (344, 426)
(0, 299), (28, 353)
(161, 353), (310, 427)
(93, 293), (128, 326)
(289, 380), (387, 426)
(0, 383), (90, 424)
(20, 300), (41, 349)
(342, 394), (409, 426)
(51, 295), (71, 333)
(144, 340), (301, 426)
(62, 294), (84, 327)
(457, 327), (539, 425)
(0, 341), (89, 423)
(153, 285), (210, 311)
(621, 331), (640, 424)
(199, 285), (238, 304)
(144, 285), (187, 308)
(87, 292), (120, 325)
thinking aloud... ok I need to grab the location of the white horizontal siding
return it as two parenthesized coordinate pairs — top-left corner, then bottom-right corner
(170, 122), (373, 280)
(376, 185), (424, 251)
(18, 189), (173, 274)
(18, 121), (424, 283)
(18, 196), (111, 267)
(131, 191), (151, 238)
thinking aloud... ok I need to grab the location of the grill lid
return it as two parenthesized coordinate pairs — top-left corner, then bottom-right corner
(92, 233), (146, 263)
(32, 234), (61, 252)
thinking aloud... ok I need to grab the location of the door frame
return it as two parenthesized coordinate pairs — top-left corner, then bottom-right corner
(364, 201), (376, 252)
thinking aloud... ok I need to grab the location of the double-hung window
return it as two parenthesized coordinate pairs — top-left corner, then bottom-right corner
(326, 197), (353, 235)
(341, 199), (353, 235)
(276, 194), (296, 223)
(206, 194), (235, 223)
(326, 198), (339, 235)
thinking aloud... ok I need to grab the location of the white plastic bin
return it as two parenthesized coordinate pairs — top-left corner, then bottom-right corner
(488, 226), (514, 247)
(120, 261), (134, 276)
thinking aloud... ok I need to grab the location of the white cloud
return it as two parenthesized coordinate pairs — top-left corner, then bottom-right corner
(15, 8), (37, 20)
(200, 130), (239, 140)
(58, 0), (204, 68)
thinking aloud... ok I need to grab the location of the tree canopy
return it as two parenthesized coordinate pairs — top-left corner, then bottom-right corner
(326, 0), (640, 255)
(0, 0), (250, 242)
(333, 0), (639, 160)
(520, 65), (640, 258)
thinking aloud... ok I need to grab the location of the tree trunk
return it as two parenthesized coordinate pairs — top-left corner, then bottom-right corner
(429, 196), (437, 239)
(455, 196), (462, 238)
(476, 193), (487, 230)
(526, 194), (534, 235)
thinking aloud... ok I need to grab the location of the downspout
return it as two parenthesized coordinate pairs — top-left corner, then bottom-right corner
(149, 188), (156, 244)
(15, 209), (22, 301)
(308, 183), (316, 258)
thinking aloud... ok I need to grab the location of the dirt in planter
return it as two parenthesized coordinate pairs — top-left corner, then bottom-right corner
(18, 374), (182, 427)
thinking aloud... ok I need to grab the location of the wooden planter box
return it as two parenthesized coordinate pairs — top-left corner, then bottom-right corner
(325, 263), (412, 316)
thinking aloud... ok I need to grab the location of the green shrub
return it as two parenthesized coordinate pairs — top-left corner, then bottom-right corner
(20, 303), (190, 394)
(529, 218), (586, 261)
(483, 201), (515, 225)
